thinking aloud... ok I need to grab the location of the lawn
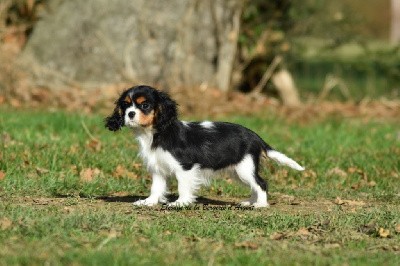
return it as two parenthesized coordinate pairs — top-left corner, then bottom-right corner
(0, 108), (399, 265)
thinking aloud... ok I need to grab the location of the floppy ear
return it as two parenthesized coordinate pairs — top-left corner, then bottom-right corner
(155, 90), (178, 132)
(105, 104), (124, 131)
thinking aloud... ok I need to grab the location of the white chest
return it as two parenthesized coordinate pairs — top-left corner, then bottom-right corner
(136, 133), (182, 176)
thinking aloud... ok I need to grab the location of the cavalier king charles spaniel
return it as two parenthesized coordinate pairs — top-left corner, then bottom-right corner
(105, 85), (304, 208)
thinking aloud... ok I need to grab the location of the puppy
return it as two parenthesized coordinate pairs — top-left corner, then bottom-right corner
(105, 85), (304, 207)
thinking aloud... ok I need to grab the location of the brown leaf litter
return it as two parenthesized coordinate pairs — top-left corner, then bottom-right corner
(0, 79), (399, 121)
(378, 228), (391, 238)
(0, 171), (6, 180)
(0, 217), (12, 230)
(234, 241), (259, 250)
(79, 168), (102, 183)
(395, 224), (400, 234)
(112, 165), (138, 179)
(333, 197), (366, 207)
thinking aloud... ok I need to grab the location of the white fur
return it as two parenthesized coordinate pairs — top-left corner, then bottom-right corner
(133, 128), (268, 207)
(135, 129), (180, 177)
(267, 150), (305, 171)
(125, 106), (141, 128)
(132, 129), (301, 207)
(133, 129), (211, 206)
(133, 173), (167, 206)
(170, 165), (202, 206)
(200, 121), (214, 129)
(181, 121), (190, 127)
(235, 155), (268, 207)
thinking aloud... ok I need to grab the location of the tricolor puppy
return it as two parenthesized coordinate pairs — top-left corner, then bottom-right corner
(105, 85), (304, 207)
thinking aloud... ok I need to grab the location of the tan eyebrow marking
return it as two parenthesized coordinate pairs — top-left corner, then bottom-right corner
(136, 96), (146, 104)
(124, 95), (132, 104)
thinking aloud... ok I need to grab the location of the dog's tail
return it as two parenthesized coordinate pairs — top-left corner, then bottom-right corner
(263, 142), (305, 171)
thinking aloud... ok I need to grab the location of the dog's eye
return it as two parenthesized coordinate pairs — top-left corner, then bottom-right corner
(120, 101), (131, 108)
(141, 103), (150, 110)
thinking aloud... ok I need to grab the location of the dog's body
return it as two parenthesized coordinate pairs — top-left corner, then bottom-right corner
(106, 85), (304, 207)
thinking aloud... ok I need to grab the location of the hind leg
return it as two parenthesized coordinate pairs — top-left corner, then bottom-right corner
(239, 189), (257, 206)
(235, 154), (269, 208)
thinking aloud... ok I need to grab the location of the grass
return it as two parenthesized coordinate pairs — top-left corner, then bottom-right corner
(0, 108), (399, 265)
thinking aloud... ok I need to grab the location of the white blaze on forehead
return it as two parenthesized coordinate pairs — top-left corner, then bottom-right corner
(124, 105), (140, 126)
(200, 121), (214, 129)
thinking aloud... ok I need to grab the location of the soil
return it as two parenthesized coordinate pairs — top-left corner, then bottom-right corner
(3, 193), (391, 216)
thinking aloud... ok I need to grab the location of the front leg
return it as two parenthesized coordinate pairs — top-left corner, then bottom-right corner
(168, 169), (199, 206)
(134, 173), (167, 206)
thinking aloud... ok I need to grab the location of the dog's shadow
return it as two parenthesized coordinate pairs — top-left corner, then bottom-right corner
(54, 193), (235, 206)
(97, 194), (235, 206)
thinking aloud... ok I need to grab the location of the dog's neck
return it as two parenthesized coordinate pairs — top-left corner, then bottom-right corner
(133, 127), (154, 151)
(134, 119), (181, 151)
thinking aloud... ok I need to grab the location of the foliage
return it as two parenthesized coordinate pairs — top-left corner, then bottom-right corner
(0, 0), (398, 100)
(239, 0), (398, 99)
(1, 0), (45, 27)
(290, 43), (400, 100)
(0, 109), (399, 264)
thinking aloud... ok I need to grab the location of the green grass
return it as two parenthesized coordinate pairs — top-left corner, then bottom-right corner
(0, 108), (399, 265)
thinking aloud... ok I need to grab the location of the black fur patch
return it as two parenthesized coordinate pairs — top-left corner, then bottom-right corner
(106, 85), (274, 192)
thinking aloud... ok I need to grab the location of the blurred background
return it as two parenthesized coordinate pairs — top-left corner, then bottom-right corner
(0, 0), (399, 116)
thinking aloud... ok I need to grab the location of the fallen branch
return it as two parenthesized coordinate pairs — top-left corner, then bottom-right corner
(317, 74), (350, 102)
(251, 55), (282, 95)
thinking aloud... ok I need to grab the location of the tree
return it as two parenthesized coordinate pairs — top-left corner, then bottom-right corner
(21, 0), (243, 91)
(392, 0), (400, 43)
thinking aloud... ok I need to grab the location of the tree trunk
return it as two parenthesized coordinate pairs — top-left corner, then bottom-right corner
(21, 0), (243, 91)
(271, 69), (301, 107)
(392, 0), (400, 43)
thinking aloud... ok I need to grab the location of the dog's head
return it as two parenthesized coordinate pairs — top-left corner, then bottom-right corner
(105, 85), (177, 132)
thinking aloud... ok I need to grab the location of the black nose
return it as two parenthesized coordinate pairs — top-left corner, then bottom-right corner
(128, 111), (135, 119)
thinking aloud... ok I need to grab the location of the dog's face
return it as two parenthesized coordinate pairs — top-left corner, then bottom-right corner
(105, 85), (177, 132)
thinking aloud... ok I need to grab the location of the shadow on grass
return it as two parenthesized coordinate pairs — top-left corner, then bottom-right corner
(97, 194), (235, 206)
(53, 193), (236, 205)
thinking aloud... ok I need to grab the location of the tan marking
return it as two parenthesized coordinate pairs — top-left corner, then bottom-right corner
(124, 95), (132, 104)
(138, 110), (155, 127)
(136, 96), (146, 105)
(261, 150), (268, 159)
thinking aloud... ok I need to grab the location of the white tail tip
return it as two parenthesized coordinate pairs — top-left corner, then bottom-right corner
(267, 150), (305, 171)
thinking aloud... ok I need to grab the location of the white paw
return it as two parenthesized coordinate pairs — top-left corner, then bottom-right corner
(240, 200), (254, 206)
(133, 198), (158, 207)
(252, 202), (270, 208)
(159, 197), (168, 204)
(167, 200), (193, 207)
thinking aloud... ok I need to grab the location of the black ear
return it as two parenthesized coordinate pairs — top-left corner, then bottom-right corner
(155, 90), (178, 132)
(105, 105), (124, 131)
